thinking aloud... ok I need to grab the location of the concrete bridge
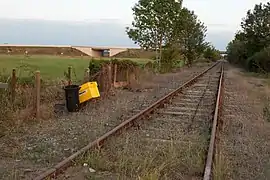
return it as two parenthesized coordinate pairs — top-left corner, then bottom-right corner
(0, 44), (139, 57)
(72, 46), (138, 57)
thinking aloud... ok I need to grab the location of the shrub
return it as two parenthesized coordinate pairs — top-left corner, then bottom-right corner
(160, 46), (181, 73)
(246, 47), (270, 73)
(203, 46), (221, 61)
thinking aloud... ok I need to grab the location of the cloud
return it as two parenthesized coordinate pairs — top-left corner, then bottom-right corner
(0, 18), (136, 47)
(206, 30), (235, 50)
(0, 18), (233, 50)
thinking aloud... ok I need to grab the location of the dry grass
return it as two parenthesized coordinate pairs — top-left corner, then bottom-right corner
(72, 125), (208, 180)
(216, 66), (270, 180)
(0, 82), (61, 137)
(213, 145), (230, 180)
(263, 97), (270, 122)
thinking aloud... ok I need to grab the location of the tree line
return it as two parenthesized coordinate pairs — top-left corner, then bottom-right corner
(227, 2), (270, 73)
(126, 0), (221, 72)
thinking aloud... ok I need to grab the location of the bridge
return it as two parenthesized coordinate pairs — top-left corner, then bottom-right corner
(72, 46), (140, 57)
(0, 44), (140, 57)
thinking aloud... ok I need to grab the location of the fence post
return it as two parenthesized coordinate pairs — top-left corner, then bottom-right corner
(113, 64), (117, 87)
(100, 65), (106, 92)
(84, 68), (90, 83)
(68, 66), (72, 85)
(11, 68), (16, 103)
(126, 69), (129, 83)
(107, 63), (112, 91)
(35, 71), (41, 120)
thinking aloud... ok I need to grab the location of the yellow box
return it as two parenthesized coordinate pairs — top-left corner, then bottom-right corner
(79, 82), (100, 103)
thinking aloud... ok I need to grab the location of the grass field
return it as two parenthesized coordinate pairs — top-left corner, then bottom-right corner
(0, 55), (152, 80)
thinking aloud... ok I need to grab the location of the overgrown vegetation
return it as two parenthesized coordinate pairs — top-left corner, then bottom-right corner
(227, 2), (270, 73)
(203, 45), (222, 62)
(0, 67), (62, 137)
(76, 133), (207, 180)
(126, 0), (220, 72)
(88, 58), (140, 76)
(263, 97), (270, 122)
(0, 57), (146, 136)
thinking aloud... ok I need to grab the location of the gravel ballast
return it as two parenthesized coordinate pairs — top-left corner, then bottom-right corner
(216, 64), (270, 180)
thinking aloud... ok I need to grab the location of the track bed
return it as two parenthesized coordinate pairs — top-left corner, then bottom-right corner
(54, 63), (223, 180)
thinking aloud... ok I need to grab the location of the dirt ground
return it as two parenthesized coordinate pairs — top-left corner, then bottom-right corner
(0, 63), (211, 180)
(215, 64), (270, 180)
(0, 46), (88, 56)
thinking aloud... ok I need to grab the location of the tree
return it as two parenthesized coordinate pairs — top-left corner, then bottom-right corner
(226, 2), (270, 72)
(126, 0), (182, 62)
(177, 8), (207, 66)
(204, 45), (222, 61)
(127, 0), (207, 70)
(240, 2), (270, 56)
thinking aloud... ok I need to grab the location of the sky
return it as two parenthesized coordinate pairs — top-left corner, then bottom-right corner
(0, 0), (269, 50)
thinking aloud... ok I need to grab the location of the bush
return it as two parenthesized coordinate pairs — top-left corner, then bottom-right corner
(203, 46), (221, 61)
(160, 46), (181, 73)
(227, 40), (248, 66)
(246, 47), (270, 73)
(88, 58), (140, 76)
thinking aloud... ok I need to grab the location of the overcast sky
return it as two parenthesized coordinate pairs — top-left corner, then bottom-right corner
(1, 0), (268, 27)
(0, 0), (268, 49)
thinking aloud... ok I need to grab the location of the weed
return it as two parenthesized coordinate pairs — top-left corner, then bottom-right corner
(213, 147), (230, 180)
(263, 98), (270, 122)
(0, 66), (61, 137)
(78, 130), (208, 180)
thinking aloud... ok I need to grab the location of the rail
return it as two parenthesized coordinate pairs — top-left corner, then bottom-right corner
(203, 62), (224, 180)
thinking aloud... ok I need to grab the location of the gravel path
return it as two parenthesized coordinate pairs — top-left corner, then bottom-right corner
(0, 63), (212, 180)
(216, 64), (270, 180)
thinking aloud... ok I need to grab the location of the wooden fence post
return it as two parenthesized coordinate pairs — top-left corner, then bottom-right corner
(113, 64), (117, 87)
(68, 66), (72, 85)
(84, 68), (90, 83)
(100, 65), (106, 92)
(126, 69), (129, 82)
(107, 63), (112, 91)
(11, 68), (16, 103)
(35, 71), (41, 120)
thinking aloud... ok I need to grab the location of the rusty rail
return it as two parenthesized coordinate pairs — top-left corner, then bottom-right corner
(203, 62), (224, 180)
(34, 62), (221, 180)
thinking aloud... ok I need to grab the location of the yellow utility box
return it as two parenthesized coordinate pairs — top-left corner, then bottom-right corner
(79, 82), (100, 104)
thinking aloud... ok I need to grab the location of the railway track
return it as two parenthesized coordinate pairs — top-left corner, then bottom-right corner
(35, 61), (224, 180)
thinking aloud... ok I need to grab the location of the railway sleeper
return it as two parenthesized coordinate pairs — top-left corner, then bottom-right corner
(165, 106), (213, 113)
(180, 94), (214, 99)
(172, 102), (215, 107)
(185, 90), (216, 94)
(173, 98), (217, 104)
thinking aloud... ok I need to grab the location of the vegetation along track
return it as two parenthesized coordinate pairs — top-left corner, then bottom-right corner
(35, 61), (224, 180)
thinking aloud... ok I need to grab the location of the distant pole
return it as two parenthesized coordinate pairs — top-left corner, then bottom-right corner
(113, 64), (117, 87)
(107, 63), (112, 90)
(35, 71), (41, 120)
(84, 68), (90, 83)
(11, 68), (16, 103)
(68, 66), (72, 85)
(155, 39), (159, 72)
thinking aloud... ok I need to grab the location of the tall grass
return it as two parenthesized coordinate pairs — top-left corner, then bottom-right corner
(0, 66), (63, 137)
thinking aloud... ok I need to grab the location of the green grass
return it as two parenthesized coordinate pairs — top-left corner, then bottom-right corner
(0, 55), (152, 80)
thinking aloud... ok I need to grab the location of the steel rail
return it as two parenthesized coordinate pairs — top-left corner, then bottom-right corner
(34, 62), (221, 180)
(203, 62), (224, 180)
